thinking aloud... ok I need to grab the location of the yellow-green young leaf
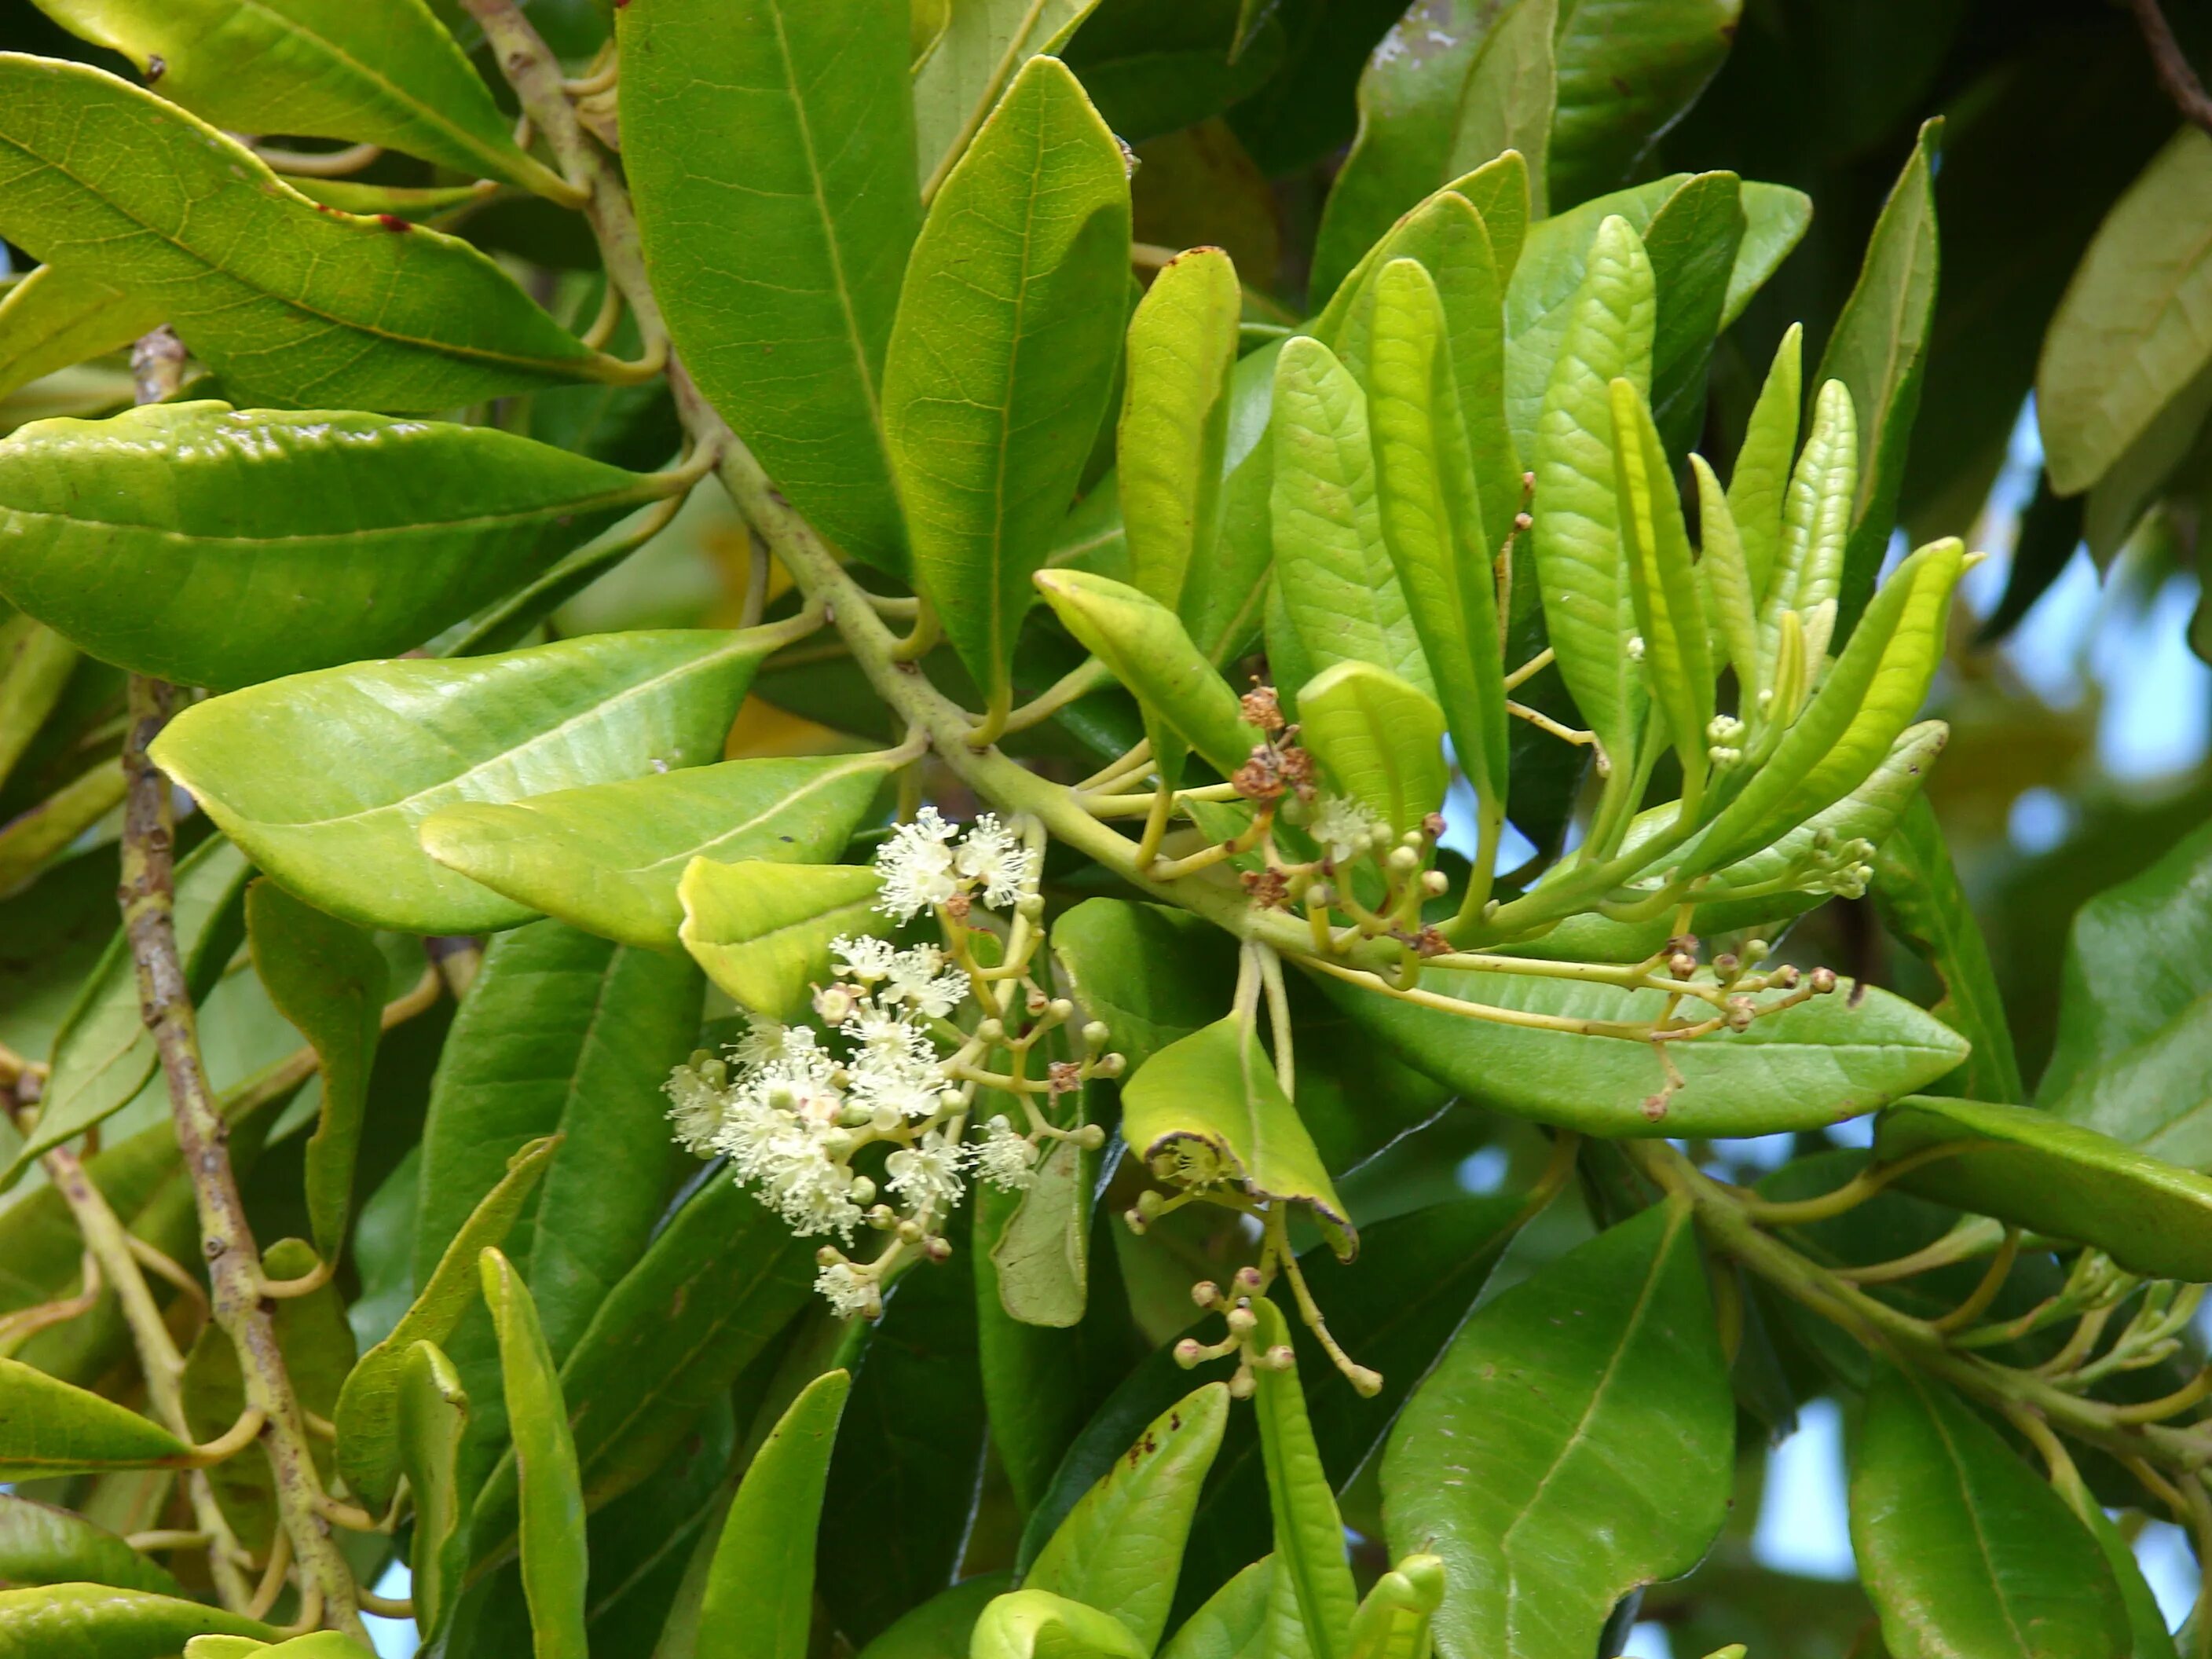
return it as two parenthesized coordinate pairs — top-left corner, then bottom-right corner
(913, 0), (1101, 200)
(1249, 1298), (1357, 1659)
(0, 1587), (273, 1651)
(621, 0), (917, 577)
(247, 881), (388, 1261)
(0, 56), (610, 410)
(482, 1246), (589, 1659)
(1121, 1015), (1354, 1258)
(0, 1494), (181, 1595)
(1688, 456), (1762, 711)
(1295, 660), (1449, 841)
(1157, 1559), (1281, 1659)
(421, 752), (898, 952)
(1875, 1097), (2212, 1284)
(0, 403), (667, 690)
(1759, 379), (1859, 679)
(333, 1136), (554, 1514)
(1610, 378), (1712, 801)
(1269, 337), (1434, 699)
(252, 1637), (377, 1657)
(0, 1356), (193, 1481)
(1851, 1362), (2127, 1659)
(1312, 151), (1531, 350)
(185, 1638), (273, 1657)
(148, 630), (767, 936)
(27, 0), (562, 192)
(1026, 1383), (1229, 1650)
(282, 178), (485, 221)
(0, 262), (163, 401)
(1366, 258), (1507, 823)
(883, 55), (1131, 705)
(699, 1371), (851, 1659)
(1033, 569), (1259, 782)
(972, 1590), (1151, 1659)
(1348, 1555), (1445, 1659)
(1693, 538), (1965, 874)
(1529, 214), (1656, 770)
(397, 1341), (469, 1641)
(1119, 246), (1242, 612)
(679, 860), (885, 1022)
(1725, 323), (1802, 602)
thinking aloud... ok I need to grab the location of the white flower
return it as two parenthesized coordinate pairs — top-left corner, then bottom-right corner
(814, 1260), (877, 1317)
(664, 1060), (731, 1157)
(832, 935), (898, 983)
(1311, 794), (1386, 864)
(955, 812), (1036, 907)
(886, 1132), (966, 1216)
(875, 806), (961, 921)
(742, 1126), (865, 1240)
(884, 945), (969, 1017)
(974, 1115), (1040, 1191)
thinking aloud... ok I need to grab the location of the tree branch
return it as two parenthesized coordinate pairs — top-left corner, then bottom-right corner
(2130, 0), (2212, 138)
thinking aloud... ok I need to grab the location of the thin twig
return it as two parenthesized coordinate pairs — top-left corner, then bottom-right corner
(2130, 0), (2212, 137)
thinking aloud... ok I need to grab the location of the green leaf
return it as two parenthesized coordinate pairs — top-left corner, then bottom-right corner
(1758, 376), (1858, 675)
(1821, 119), (1942, 631)
(1064, 0), (1288, 146)
(1724, 324), (1804, 605)
(421, 753), (895, 953)
(855, 1577), (1013, 1659)
(1548, 0), (1743, 209)
(397, 1340), (471, 1639)
(1640, 171), (1744, 455)
(481, 1246), (590, 1659)
(1269, 336), (1434, 699)
(30, 0), (559, 191)
(0, 56), (614, 410)
(698, 1370), (851, 1659)
(246, 881), (390, 1260)
(1870, 795), (2023, 1103)
(335, 1135), (555, 1515)
(1025, 1382), (1229, 1650)
(0, 262), (163, 402)
(0, 1585), (273, 1651)
(1444, 0), (1556, 216)
(1850, 1362), (2127, 1659)
(1610, 376), (1712, 800)
(1382, 1198), (1733, 1659)
(0, 403), (666, 690)
(0, 1493), (180, 1595)
(621, 0), (916, 577)
(1295, 659), (1449, 840)
(679, 861), (883, 1023)
(912, 0), (1101, 202)
(984, 1135), (1089, 1330)
(1157, 1559), (1285, 1659)
(1249, 1298), (1357, 1659)
(1874, 1095), (2212, 1284)
(1315, 153), (1531, 345)
(2050, 1464), (2181, 1659)
(148, 630), (767, 936)
(1528, 213), (1655, 767)
(1348, 1557), (1445, 1659)
(0, 1355), (192, 1481)
(1118, 247), (1243, 612)
(1688, 457), (1762, 711)
(884, 55), (1131, 705)
(3, 836), (250, 1188)
(971, 1590), (1150, 1659)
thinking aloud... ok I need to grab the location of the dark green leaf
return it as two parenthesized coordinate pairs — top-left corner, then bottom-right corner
(398, 1339), (471, 1640)
(856, 1576), (1015, 1659)
(1065, 0), (1287, 145)
(1641, 172), (1744, 455)
(0, 1356), (196, 1482)
(482, 1245), (589, 1659)
(0, 1494), (180, 1594)
(698, 1369), (851, 1659)
(1248, 1297), (1356, 1659)
(1547, 0), (1742, 209)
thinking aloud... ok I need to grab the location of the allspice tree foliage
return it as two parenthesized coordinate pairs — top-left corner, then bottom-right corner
(0, 2), (2210, 1657)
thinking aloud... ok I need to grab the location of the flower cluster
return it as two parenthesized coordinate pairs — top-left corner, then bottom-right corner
(873, 806), (1037, 921)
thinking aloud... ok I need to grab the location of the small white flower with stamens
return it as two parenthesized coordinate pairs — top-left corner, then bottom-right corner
(884, 944), (969, 1017)
(874, 805), (963, 921)
(955, 812), (1036, 907)
(1310, 794), (1387, 865)
(832, 935), (899, 983)
(975, 1115), (1040, 1191)
(814, 1260), (876, 1318)
(886, 1131), (966, 1216)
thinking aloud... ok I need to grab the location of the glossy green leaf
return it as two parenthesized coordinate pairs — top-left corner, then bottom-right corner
(1313, 152), (1530, 348)
(0, 1493), (179, 1594)
(1724, 324), (1803, 605)
(482, 1245), (589, 1659)
(284, 178), (487, 221)
(1875, 1095), (2212, 1283)
(1249, 1297), (1357, 1659)
(0, 403), (665, 689)
(1295, 659), (1449, 840)
(1820, 119), (1942, 630)
(912, 0), (1101, 201)
(247, 880), (390, 1259)
(1640, 171), (1743, 453)
(971, 1590), (1150, 1659)
(422, 752), (895, 953)
(1758, 378), (1858, 675)
(1122, 1013), (1353, 1256)
(335, 1135), (554, 1514)
(1157, 1559), (1284, 1659)
(1365, 256), (1507, 818)
(2051, 1462), (2181, 1659)
(698, 1369), (851, 1659)
(1382, 1199), (1732, 1659)
(184, 1640), (272, 1659)
(678, 860), (884, 1023)
(1850, 1362), (2127, 1659)
(1444, 0), (1555, 215)
(1548, 0), (1742, 209)
(1347, 1556), (1445, 1659)
(149, 630), (767, 936)
(621, 0), (916, 577)
(855, 1576), (1013, 1659)
(0, 1355), (192, 1481)
(1610, 376), (1712, 798)
(1180, 339), (1289, 668)
(30, 0), (558, 189)
(1026, 1382), (1229, 1650)
(0, 1585), (273, 1651)
(0, 263), (162, 402)
(1119, 247), (1242, 612)
(1269, 336), (1434, 698)
(0, 56), (613, 410)
(984, 1133), (1088, 1330)
(398, 1339), (470, 1639)
(1529, 213), (1655, 767)
(1064, 0), (1286, 146)
(884, 55), (1131, 703)
(1688, 456), (1762, 709)
(4, 836), (250, 1188)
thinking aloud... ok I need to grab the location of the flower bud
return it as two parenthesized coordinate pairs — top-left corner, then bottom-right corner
(871, 1103), (905, 1133)
(976, 1018), (1004, 1044)
(1668, 951), (1697, 980)
(1233, 1265), (1265, 1294)
(1811, 966), (1837, 994)
(1135, 1189), (1167, 1219)
(812, 984), (856, 1024)
(815, 1245), (844, 1266)
(1771, 964), (1800, 989)
(1082, 1020), (1111, 1049)
(925, 1235), (954, 1263)
(1387, 845), (1420, 873)
(1714, 953), (1739, 977)
(1228, 1371), (1256, 1400)
(1743, 939), (1771, 962)
(1421, 870), (1449, 895)
(1174, 1337), (1207, 1368)
(1017, 892), (1046, 919)
(848, 1176), (876, 1206)
(1097, 1052), (1126, 1078)
(896, 1218), (925, 1243)
(1192, 1280), (1222, 1308)
(1049, 998), (1075, 1022)
(1123, 1206), (1149, 1235)
(1074, 1122), (1106, 1149)
(1225, 1305), (1258, 1335)
(1264, 1345), (1295, 1372)
(1346, 1364), (1384, 1397)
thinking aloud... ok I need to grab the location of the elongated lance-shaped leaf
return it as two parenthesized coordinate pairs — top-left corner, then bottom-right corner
(0, 1494), (181, 1595)
(1296, 660), (1450, 843)
(621, 0), (917, 577)
(1688, 456), (1763, 716)
(698, 1369), (851, 1659)
(0, 56), (617, 410)
(1610, 377), (1713, 806)
(1348, 1555), (1445, 1659)
(679, 860), (886, 1023)
(1726, 323), (1802, 603)
(884, 55), (1131, 705)
(1312, 151), (1530, 348)
(913, 0), (1101, 200)
(397, 1341), (470, 1641)
(1366, 258), (1508, 826)
(1155, 1558), (1284, 1659)
(1269, 338), (1434, 700)
(0, 1587), (275, 1651)
(29, 0), (562, 192)
(1025, 1383), (1230, 1651)
(1529, 214), (1656, 774)
(1760, 378), (1859, 681)
(0, 403), (668, 690)
(0, 1357), (196, 1481)
(1641, 172), (1745, 456)
(971, 1590), (1151, 1659)
(482, 1247), (589, 1659)
(1444, 0), (1556, 211)
(1250, 1297), (1359, 1659)
(0, 262), (163, 402)
(1119, 247), (1242, 613)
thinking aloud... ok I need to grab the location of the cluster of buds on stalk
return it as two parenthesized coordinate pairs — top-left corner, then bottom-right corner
(1174, 1265), (1382, 1400)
